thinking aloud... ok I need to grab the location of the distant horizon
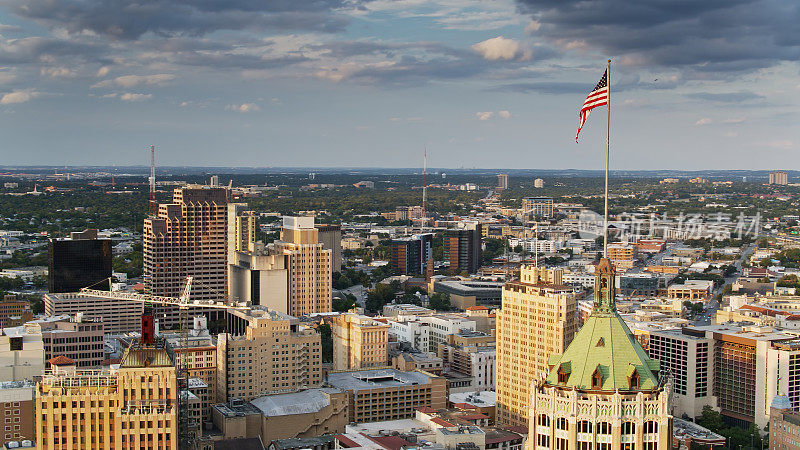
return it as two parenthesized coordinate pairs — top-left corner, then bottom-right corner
(0, 165), (795, 177)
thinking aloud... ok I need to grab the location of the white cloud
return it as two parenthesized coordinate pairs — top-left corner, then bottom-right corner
(119, 92), (152, 102)
(722, 117), (745, 124)
(93, 74), (175, 89)
(0, 90), (39, 105)
(471, 36), (522, 61)
(695, 118), (712, 126)
(476, 111), (494, 120)
(524, 20), (541, 34)
(41, 67), (75, 78)
(497, 110), (511, 119)
(97, 66), (110, 77)
(226, 103), (260, 113)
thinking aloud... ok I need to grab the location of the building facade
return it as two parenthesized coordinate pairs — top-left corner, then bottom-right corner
(48, 229), (112, 293)
(228, 246), (288, 311)
(522, 197), (554, 219)
(0, 323), (45, 382)
(217, 308), (322, 402)
(444, 223), (482, 275)
(273, 217), (333, 316)
(496, 266), (577, 427)
(526, 259), (673, 450)
(770, 171), (789, 185)
(44, 292), (143, 334)
(38, 315), (105, 368)
(390, 233), (433, 276)
(143, 186), (228, 301)
(316, 224), (343, 272)
(332, 313), (389, 371)
(0, 380), (35, 447)
(36, 337), (179, 450)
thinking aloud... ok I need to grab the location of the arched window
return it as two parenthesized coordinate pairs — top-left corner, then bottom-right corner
(621, 421), (636, 450)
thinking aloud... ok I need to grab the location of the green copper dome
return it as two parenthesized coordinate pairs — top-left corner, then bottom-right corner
(543, 258), (661, 391)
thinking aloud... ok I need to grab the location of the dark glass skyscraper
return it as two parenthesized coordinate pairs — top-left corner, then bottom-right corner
(48, 229), (112, 293)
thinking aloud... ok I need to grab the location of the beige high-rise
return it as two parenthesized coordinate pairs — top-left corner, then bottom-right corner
(274, 217), (332, 316)
(333, 313), (389, 371)
(216, 308), (322, 402)
(227, 203), (256, 261)
(36, 341), (178, 450)
(144, 186), (228, 301)
(496, 265), (576, 427)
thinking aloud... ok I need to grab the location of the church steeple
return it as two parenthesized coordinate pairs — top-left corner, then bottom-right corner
(594, 258), (616, 315)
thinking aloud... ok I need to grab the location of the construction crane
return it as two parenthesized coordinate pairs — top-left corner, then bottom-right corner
(80, 278), (247, 450)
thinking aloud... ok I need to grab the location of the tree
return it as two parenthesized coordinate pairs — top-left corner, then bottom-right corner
(697, 406), (724, 433)
(429, 292), (451, 311)
(332, 294), (356, 312)
(318, 324), (333, 363)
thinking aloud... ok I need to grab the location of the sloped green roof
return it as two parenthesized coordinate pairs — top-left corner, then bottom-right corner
(544, 312), (660, 391)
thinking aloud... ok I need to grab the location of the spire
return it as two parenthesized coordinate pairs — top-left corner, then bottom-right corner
(594, 258), (616, 315)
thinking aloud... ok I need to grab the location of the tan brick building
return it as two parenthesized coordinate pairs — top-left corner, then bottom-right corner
(273, 217), (332, 316)
(496, 265), (577, 427)
(36, 340), (179, 450)
(217, 308), (322, 402)
(143, 186), (228, 301)
(327, 369), (446, 423)
(332, 313), (389, 371)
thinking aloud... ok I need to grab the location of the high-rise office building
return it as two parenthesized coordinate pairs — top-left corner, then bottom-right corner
(497, 174), (509, 190)
(217, 308), (322, 402)
(228, 245), (288, 311)
(36, 333), (179, 450)
(227, 203), (256, 262)
(526, 259), (673, 450)
(315, 224), (343, 272)
(273, 217), (332, 316)
(143, 186), (228, 301)
(390, 233), (433, 275)
(769, 171), (789, 185)
(48, 229), (112, 293)
(496, 265), (576, 427)
(332, 312), (389, 371)
(648, 328), (716, 419)
(444, 223), (482, 275)
(522, 197), (554, 219)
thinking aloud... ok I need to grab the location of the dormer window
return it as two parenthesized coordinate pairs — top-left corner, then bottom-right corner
(557, 362), (571, 385)
(629, 370), (640, 389)
(596, 337), (605, 347)
(591, 366), (604, 389)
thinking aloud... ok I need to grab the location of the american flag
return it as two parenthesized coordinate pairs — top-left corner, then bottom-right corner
(575, 69), (609, 142)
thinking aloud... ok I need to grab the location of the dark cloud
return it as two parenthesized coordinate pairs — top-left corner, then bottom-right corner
(515, 0), (800, 75)
(5, 0), (357, 39)
(687, 91), (766, 103)
(0, 36), (106, 64)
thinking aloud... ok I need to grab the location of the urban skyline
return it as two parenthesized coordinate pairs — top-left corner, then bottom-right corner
(0, 0), (797, 169)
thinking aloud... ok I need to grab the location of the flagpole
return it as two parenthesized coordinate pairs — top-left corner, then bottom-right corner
(603, 59), (611, 259)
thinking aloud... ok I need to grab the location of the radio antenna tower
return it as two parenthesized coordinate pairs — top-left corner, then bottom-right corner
(149, 145), (157, 216)
(422, 147), (427, 229)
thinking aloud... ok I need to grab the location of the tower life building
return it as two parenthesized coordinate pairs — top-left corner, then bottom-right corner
(273, 217), (332, 316)
(143, 186), (228, 301)
(36, 331), (179, 450)
(48, 229), (112, 293)
(495, 266), (576, 427)
(525, 259), (673, 450)
(444, 223), (482, 275)
(390, 233), (433, 276)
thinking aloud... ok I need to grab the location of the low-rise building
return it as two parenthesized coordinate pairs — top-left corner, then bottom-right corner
(36, 314), (105, 368)
(668, 279), (714, 300)
(327, 369), (447, 423)
(43, 292), (142, 334)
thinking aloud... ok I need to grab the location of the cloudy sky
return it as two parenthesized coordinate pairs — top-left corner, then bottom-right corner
(0, 0), (798, 169)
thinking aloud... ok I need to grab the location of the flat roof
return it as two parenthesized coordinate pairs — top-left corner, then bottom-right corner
(448, 390), (495, 407)
(250, 388), (341, 417)
(328, 369), (432, 391)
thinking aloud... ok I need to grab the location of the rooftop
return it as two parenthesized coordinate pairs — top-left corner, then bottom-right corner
(328, 369), (433, 391)
(250, 388), (341, 417)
